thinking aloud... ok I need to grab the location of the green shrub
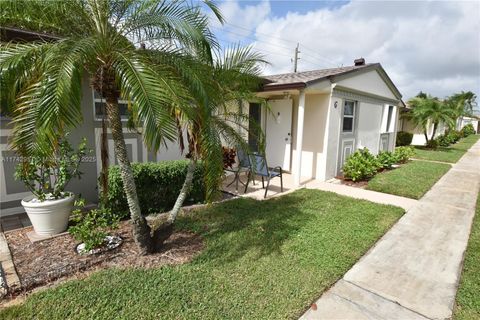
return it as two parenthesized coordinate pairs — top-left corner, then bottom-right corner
(342, 148), (380, 182)
(426, 139), (439, 149)
(461, 123), (476, 137)
(447, 130), (462, 143)
(377, 151), (397, 169)
(436, 134), (451, 147)
(107, 160), (205, 217)
(394, 146), (415, 163)
(69, 199), (120, 252)
(396, 131), (413, 146)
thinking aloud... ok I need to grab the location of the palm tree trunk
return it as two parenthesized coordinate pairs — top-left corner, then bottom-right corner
(168, 158), (196, 224)
(152, 158), (196, 250)
(423, 129), (429, 144)
(99, 115), (109, 204)
(431, 122), (438, 141)
(105, 97), (152, 255)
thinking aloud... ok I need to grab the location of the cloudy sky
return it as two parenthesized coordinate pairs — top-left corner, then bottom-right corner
(209, 0), (480, 101)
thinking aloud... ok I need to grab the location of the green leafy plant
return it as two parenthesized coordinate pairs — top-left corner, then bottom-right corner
(394, 146), (415, 163)
(396, 131), (413, 146)
(107, 160), (206, 217)
(461, 123), (476, 137)
(14, 136), (89, 201)
(436, 134), (451, 147)
(447, 130), (462, 143)
(342, 148), (380, 182)
(69, 199), (120, 252)
(377, 151), (397, 169)
(426, 138), (439, 150)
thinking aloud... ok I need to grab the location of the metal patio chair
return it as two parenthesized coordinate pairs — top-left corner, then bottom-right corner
(225, 148), (253, 191)
(245, 153), (283, 198)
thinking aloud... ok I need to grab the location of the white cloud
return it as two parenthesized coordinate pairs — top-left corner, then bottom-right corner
(247, 0), (480, 100)
(212, 0), (271, 42)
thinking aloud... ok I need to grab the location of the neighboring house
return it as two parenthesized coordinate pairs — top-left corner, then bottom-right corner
(0, 27), (183, 216)
(397, 106), (448, 146)
(397, 107), (479, 146)
(0, 27), (403, 216)
(456, 116), (479, 133)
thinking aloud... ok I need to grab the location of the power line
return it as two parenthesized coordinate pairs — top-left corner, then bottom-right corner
(221, 22), (338, 66)
(216, 35), (332, 70)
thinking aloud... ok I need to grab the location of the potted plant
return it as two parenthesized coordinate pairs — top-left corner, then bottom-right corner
(15, 136), (88, 236)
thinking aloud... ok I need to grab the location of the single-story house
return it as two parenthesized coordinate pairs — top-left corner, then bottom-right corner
(0, 27), (403, 216)
(397, 107), (479, 146)
(252, 59), (403, 185)
(457, 116), (479, 133)
(396, 108), (448, 146)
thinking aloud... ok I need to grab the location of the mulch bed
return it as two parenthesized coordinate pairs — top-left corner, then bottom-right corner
(335, 176), (369, 189)
(4, 221), (203, 297)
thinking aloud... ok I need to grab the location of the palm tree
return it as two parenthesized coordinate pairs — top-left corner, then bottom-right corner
(445, 91), (478, 128)
(148, 46), (268, 245)
(0, 0), (223, 255)
(405, 95), (456, 143)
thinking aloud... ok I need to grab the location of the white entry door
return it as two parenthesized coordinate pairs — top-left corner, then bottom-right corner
(265, 99), (293, 171)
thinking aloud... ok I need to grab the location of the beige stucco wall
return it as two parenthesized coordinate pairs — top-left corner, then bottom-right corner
(291, 93), (330, 180)
(336, 70), (397, 100)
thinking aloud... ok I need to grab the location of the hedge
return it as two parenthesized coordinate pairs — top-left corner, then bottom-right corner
(106, 160), (205, 217)
(396, 131), (413, 146)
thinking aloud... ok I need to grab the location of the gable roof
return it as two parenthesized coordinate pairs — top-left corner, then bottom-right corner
(261, 63), (402, 99)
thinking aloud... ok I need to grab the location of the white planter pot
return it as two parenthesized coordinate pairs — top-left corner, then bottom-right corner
(21, 193), (75, 236)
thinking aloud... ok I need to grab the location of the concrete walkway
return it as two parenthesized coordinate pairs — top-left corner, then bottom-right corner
(301, 139), (480, 320)
(305, 181), (419, 211)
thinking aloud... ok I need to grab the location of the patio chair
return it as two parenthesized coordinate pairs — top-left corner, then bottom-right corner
(225, 148), (254, 191)
(245, 154), (283, 198)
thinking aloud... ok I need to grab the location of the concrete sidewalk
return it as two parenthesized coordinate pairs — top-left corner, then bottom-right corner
(301, 139), (480, 320)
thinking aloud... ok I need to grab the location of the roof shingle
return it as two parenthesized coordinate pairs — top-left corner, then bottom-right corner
(263, 63), (377, 89)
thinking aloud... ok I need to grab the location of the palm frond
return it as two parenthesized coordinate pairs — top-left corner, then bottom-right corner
(112, 50), (186, 152)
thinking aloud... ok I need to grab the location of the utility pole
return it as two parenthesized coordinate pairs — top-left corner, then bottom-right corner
(293, 43), (300, 73)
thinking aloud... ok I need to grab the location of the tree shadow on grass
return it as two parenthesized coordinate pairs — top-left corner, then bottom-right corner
(176, 189), (318, 266)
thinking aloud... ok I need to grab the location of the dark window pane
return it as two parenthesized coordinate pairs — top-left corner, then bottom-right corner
(386, 105), (394, 132)
(95, 101), (129, 118)
(344, 101), (354, 115)
(343, 117), (353, 132)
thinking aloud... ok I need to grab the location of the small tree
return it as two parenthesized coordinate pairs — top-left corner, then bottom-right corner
(404, 95), (456, 144)
(1, 0), (223, 255)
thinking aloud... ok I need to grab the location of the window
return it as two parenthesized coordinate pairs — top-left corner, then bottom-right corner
(386, 105), (394, 132)
(342, 101), (355, 132)
(93, 91), (130, 120)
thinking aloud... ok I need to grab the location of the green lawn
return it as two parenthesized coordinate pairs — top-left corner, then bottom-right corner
(1, 189), (404, 320)
(366, 160), (451, 199)
(414, 134), (480, 163)
(454, 191), (480, 320)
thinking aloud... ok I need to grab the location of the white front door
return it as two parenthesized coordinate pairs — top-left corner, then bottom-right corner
(265, 99), (293, 171)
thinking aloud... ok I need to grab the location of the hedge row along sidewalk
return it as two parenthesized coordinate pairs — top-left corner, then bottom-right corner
(413, 134), (480, 163)
(0, 189), (404, 319)
(454, 191), (480, 320)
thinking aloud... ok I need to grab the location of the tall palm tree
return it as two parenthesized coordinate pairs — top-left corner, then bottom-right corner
(145, 46), (268, 245)
(445, 91), (478, 128)
(405, 95), (456, 143)
(0, 0), (223, 255)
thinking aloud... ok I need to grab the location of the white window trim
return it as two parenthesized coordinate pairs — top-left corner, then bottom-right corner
(342, 100), (356, 133)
